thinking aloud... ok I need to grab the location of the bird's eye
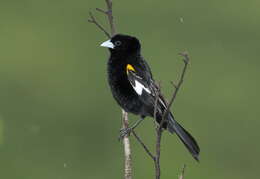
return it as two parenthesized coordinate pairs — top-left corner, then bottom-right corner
(114, 41), (122, 46)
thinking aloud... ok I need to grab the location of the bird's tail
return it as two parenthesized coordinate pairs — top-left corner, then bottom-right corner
(167, 113), (200, 161)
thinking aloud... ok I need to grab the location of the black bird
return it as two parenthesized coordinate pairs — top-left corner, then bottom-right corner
(100, 34), (200, 161)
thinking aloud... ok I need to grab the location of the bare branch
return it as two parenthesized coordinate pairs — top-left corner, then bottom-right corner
(162, 52), (190, 123)
(171, 81), (178, 89)
(122, 110), (132, 179)
(88, 0), (116, 37)
(132, 130), (155, 160)
(96, 8), (108, 15)
(153, 82), (163, 179)
(154, 52), (191, 179)
(105, 0), (116, 35)
(179, 164), (186, 179)
(155, 127), (162, 179)
(88, 12), (111, 38)
(153, 82), (161, 121)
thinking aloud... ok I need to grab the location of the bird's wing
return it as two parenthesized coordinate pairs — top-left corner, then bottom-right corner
(126, 63), (168, 114)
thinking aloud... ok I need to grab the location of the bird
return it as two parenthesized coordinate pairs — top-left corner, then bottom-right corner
(100, 34), (200, 161)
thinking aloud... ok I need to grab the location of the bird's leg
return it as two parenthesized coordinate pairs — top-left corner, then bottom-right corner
(118, 117), (145, 140)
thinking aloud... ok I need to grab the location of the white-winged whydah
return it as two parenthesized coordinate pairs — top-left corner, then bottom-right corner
(101, 34), (200, 161)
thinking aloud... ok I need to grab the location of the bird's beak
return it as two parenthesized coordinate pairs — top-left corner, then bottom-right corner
(100, 39), (114, 49)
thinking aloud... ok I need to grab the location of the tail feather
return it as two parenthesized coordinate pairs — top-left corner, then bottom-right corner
(167, 113), (200, 161)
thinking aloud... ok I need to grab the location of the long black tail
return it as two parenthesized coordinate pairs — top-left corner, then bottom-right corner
(167, 113), (200, 161)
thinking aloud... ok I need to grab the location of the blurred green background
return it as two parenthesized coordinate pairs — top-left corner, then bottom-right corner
(0, 0), (259, 178)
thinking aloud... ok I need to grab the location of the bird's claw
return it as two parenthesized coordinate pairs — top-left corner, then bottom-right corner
(118, 127), (132, 141)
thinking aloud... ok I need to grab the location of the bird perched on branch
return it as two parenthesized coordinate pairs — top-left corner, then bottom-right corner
(100, 34), (200, 161)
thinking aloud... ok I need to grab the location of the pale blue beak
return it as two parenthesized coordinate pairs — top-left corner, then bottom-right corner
(100, 40), (114, 49)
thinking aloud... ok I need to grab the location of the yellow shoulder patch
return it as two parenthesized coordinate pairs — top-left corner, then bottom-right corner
(126, 64), (136, 73)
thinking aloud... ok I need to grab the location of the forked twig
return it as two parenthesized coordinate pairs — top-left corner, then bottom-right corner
(88, 12), (111, 38)
(154, 52), (190, 179)
(164, 51), (190, 117)
(88, 1), (133, 179)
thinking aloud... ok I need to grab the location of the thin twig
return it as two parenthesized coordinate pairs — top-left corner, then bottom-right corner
(88, 12), (111, 38)
(132, 130), (155, 160)
(179, 164), (186, 179)
(96, 8), (108, 15)
(163, 52), (190, 120)
(154, 52), (191, 179)
(153, 82), (162, 179)
(153, 82), (161, 122)
(105, 0), (116, 35)
(155, 128), (162, 179)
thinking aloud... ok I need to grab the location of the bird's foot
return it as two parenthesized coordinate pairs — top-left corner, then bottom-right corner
(118, 127), (132, 141)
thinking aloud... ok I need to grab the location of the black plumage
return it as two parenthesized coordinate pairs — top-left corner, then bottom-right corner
(101, 34), (200, 161)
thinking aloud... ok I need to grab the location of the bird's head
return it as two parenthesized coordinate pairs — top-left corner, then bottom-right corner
(100, 34), (141, 55)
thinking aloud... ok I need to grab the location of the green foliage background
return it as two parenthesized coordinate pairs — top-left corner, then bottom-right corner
(0, 0), (259, 178)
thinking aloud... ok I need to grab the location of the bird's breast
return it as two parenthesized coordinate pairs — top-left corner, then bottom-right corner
(107, 62), (143, 115)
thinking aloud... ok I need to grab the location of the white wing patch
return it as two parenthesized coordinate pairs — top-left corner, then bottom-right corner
(159, 98), (167, 108)
(133, 80), (151, 95)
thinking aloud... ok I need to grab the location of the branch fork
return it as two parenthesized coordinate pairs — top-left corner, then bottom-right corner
(88, 1), (132, 179)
